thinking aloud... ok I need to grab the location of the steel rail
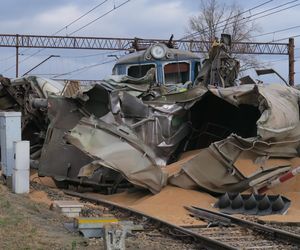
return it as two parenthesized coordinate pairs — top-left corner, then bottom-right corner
(64, 190), (235, 250)
(190, 206), (300, 246)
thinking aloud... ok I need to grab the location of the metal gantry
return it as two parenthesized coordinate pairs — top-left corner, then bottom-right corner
(0, 34), (294, 84)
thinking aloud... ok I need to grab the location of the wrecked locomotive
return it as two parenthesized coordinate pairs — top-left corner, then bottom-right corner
(1, 35), (299, 197)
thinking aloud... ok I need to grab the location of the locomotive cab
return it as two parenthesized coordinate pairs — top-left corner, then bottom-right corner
(112, 43), (201, 86)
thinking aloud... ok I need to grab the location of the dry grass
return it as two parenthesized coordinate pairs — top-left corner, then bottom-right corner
(0, 184), (91, 250)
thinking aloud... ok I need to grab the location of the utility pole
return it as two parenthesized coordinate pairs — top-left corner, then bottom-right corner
(15, 34), (19, 78)
(288, 38), (295, 86)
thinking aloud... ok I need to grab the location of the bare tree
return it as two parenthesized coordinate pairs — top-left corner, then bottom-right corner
(186, 0), (261, 71)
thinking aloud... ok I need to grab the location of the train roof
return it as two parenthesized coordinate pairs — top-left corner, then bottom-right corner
(115, 44), (200, 65)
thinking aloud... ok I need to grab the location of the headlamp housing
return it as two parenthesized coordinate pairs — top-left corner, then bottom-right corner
(150, 44), (166, 59)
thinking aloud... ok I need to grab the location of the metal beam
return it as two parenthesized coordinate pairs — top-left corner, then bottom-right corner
(0, 34), (289, 55)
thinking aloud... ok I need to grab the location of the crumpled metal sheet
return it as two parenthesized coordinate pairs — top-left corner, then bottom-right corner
(0, 76), (59, 152)
(66, 116), (168, 193)
(38, 96), (93, 180)
(168, 84), (300, 193)
(169, 135), (292, 193)
(33, 70), (300, 195)
(195, 41), (240, 88)
(209, 84), (300, 141)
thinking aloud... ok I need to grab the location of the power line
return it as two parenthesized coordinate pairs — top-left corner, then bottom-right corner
(64, 50), (120, 58)
(53, 0), (110, 35)
(187, 0), (299, 41)
(251, 25), (300, 39)
(195, 0), (300, 40)
(181, 0), (274, 40)
(9, 0), (113, 72)
(239, 55), (300, 72)
(52, 59), (115, 78)
(22, 50), (121, 58)
(69, 0), (131, 35)
(0, 54), (16, 62)
(19, 1), (111, 57)
(271, 34), (300, 42)
(262, 57), (299, 64)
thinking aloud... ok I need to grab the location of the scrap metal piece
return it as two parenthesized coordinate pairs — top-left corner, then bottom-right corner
(75, 217), (119, 238)
(255, 68), (288, 86)
(66, 116), (168, 194)
(214, 193), (290, 215)
(194, 37), (240, 88)
(185, 206), (231, 227)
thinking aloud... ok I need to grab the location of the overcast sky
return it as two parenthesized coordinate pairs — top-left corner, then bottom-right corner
(0, 0), (299, 84)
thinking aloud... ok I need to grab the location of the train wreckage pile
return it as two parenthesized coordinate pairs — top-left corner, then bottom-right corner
(1, 41), (300, 211)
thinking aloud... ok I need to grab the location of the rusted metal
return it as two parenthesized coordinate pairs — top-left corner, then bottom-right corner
(288, 37), (295, 86)
(0, 33), (290, 55)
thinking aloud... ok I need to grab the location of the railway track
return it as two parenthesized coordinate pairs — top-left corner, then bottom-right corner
(186, 206), (300, 249)
(64, 190), (300, 250)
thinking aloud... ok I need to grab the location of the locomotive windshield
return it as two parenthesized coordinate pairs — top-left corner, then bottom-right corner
(128, 64), (155, 78)
(164, 62), (189, 84)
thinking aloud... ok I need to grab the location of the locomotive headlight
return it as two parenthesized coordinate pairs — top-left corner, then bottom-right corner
(150, 44), (166, 59)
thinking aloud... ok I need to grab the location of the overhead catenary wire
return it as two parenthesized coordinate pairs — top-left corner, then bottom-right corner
(251, 25), (300, 39)
(0, 54), (17, 62)
(241, 56), (300, 72)
(271, 34), (300, 42)
(20, 50), (121, 59)
(4, 0), (129, 74)
(53, 0), (109, 36)
(186, 0), (299, 41)
(15, 0), (112, 65)
(261, 56), (300, 64)
(48, 1), (131, 78)
(63, 50), (120, 58)
(181, 0), (275, 40)
(68, 0), (131, 35)
(52, 59), (115, 78)
(182, 0), (292, 37)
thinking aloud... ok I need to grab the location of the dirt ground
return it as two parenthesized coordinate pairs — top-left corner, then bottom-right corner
(0, 178), (198, 250)
(0, 183), (92, 250)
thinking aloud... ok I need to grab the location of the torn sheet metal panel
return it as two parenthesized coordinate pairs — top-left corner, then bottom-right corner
(169, 136), (292, 194)
(168, 84), (300, 193)
(38, 89), (126, 190)
(38, 97), (93, 181)
(66, 116), (168, 194)
(0, 76), (61, 153)
(209, 84), (300, 141)
(32, 68), (300, 195)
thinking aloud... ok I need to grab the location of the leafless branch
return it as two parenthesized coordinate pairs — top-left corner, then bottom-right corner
(186, 0), (262, 69)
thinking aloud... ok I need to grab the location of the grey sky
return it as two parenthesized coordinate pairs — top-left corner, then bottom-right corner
(0, 0), (299, 83)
